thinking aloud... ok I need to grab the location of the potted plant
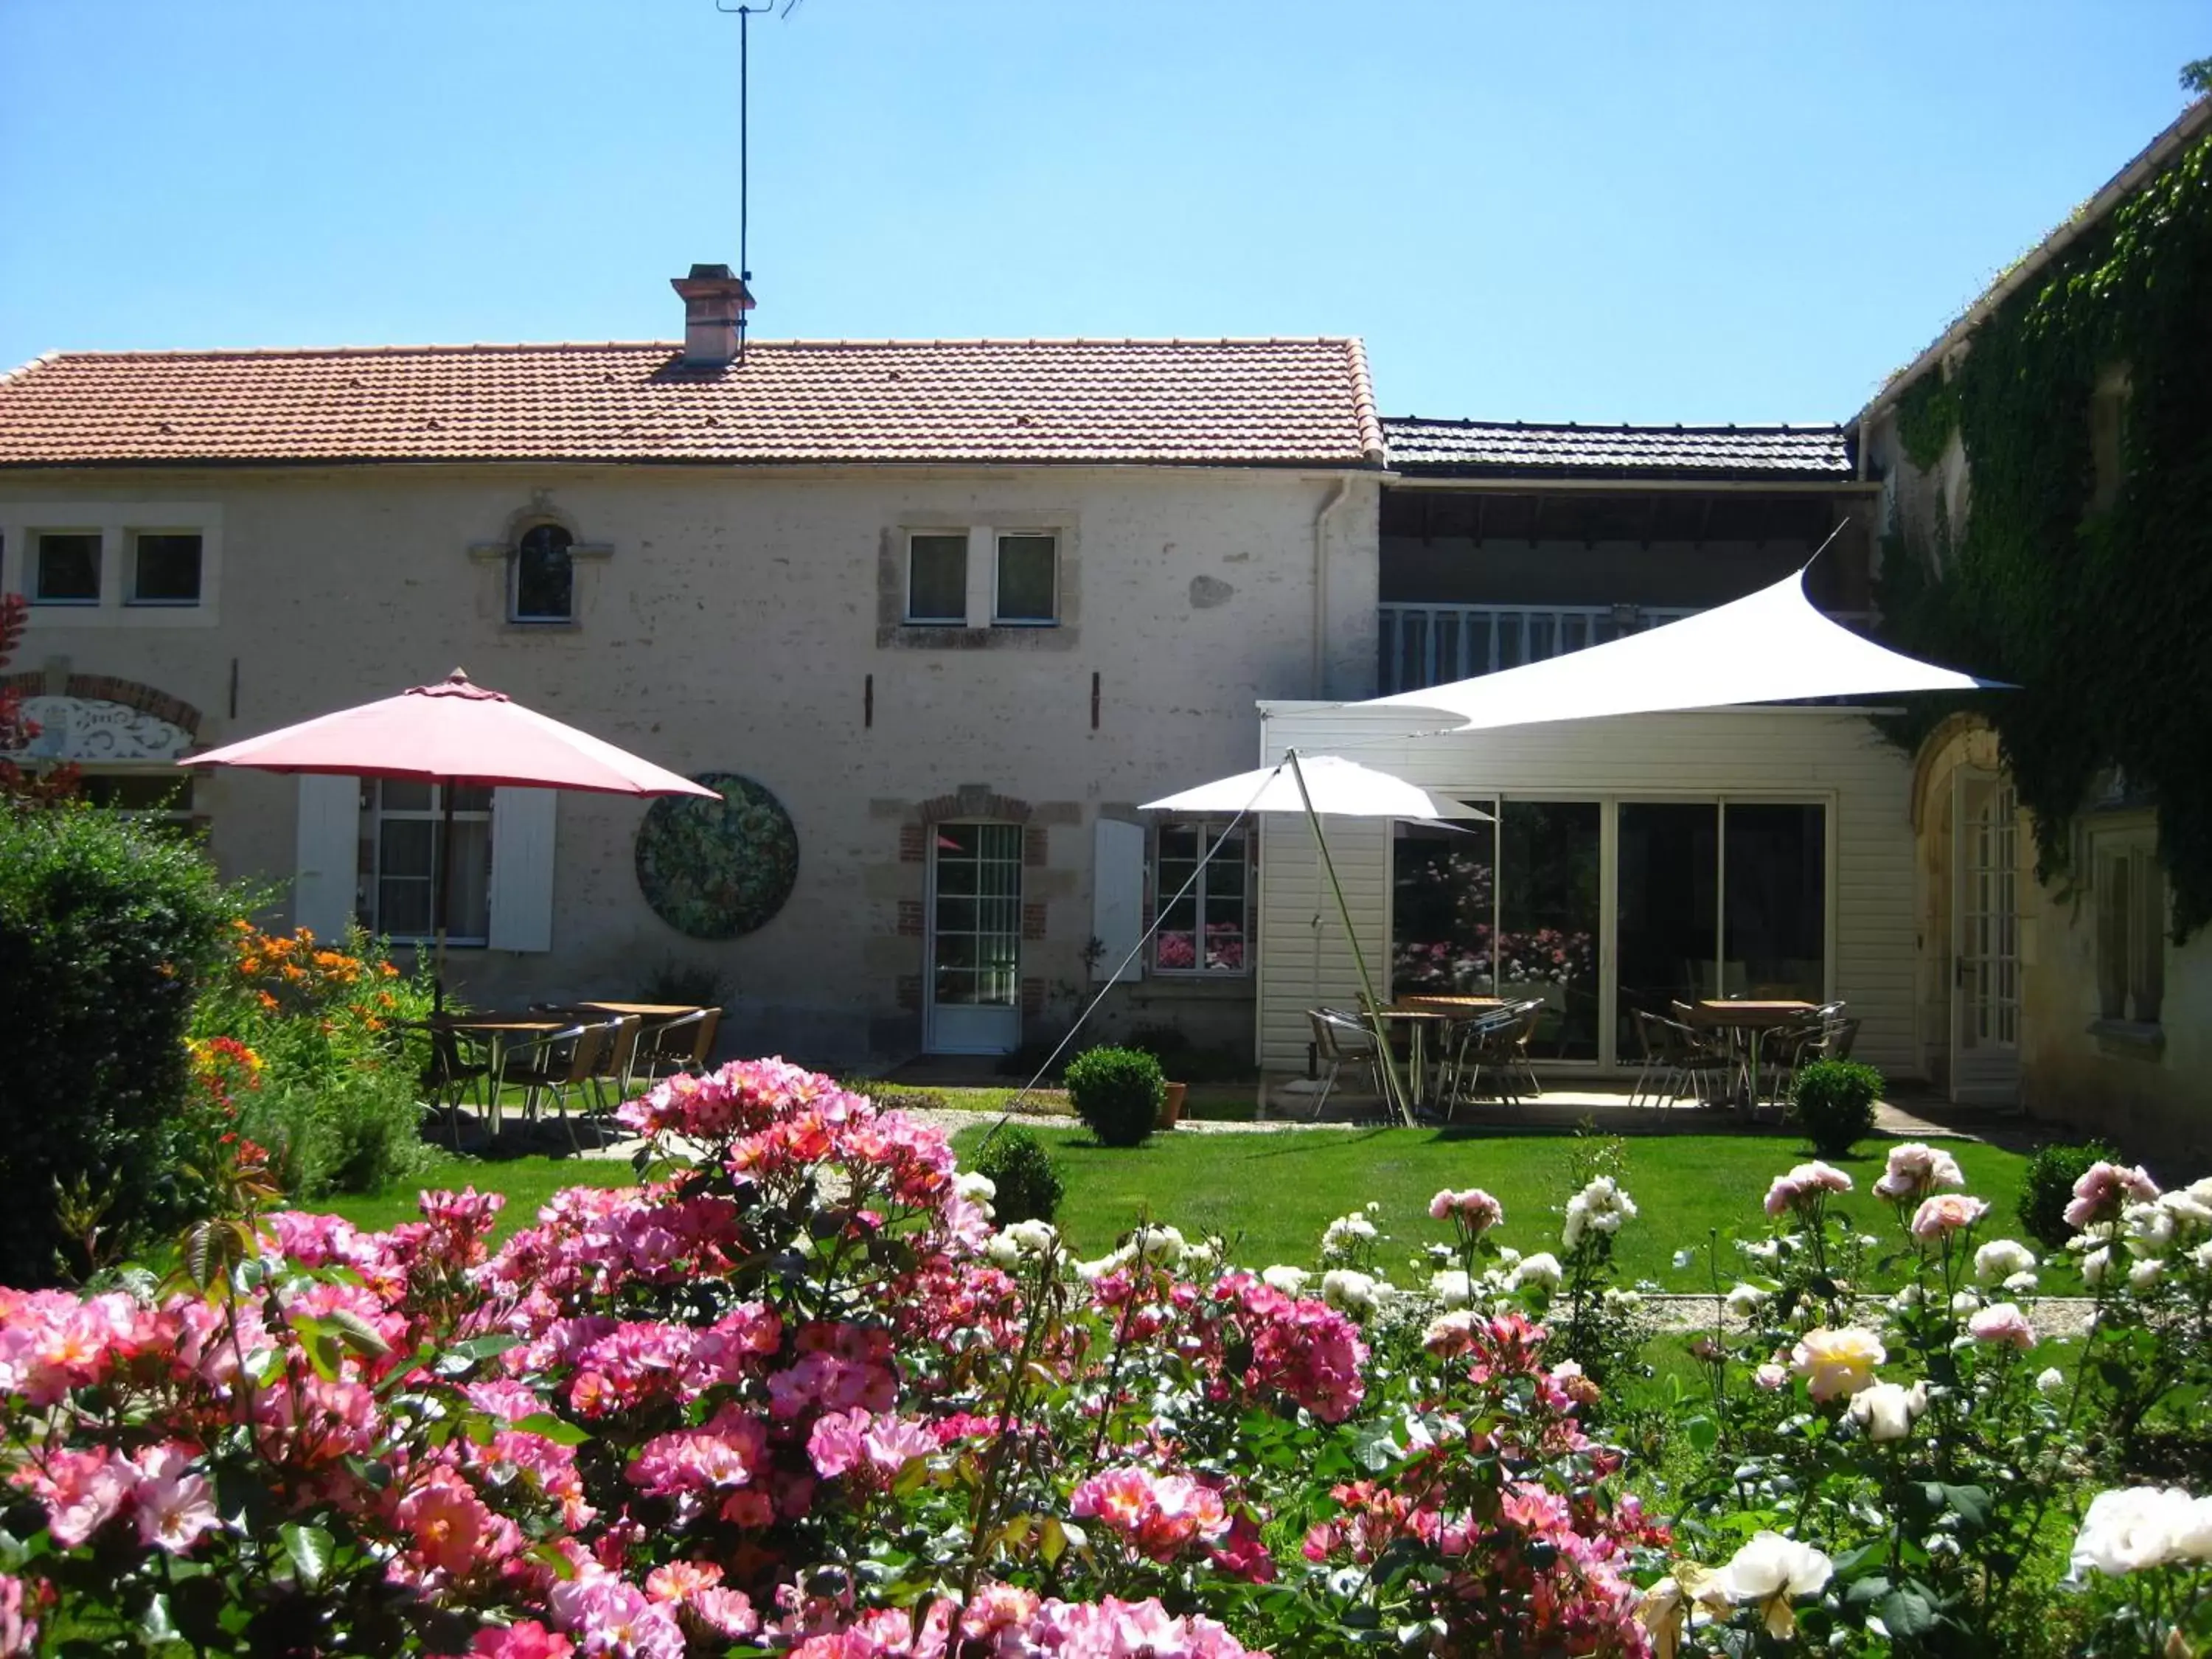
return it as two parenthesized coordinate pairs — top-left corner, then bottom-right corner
(1158, 1079), (1188, 1129)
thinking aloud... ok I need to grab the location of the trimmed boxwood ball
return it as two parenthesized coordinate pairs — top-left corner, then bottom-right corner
(974, 1124), (1064, 1225)
(1787, 1059), (1885, 1158)
(1064, 1045), (1164, 1149)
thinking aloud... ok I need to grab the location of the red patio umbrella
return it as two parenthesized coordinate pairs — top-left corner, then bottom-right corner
(186, 669), (719, 1004)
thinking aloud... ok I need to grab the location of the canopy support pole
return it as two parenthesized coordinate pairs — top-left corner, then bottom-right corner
(433, 780), (455, 1015)
(1285, 748), (1417, 1127)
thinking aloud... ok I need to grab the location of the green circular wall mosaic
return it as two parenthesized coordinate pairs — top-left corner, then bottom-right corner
(634, 772), (799, 939)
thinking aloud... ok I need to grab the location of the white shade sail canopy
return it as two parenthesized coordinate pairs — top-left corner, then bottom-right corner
(1361, 568), (2006, 733)
(1141, 754), (1489, 821)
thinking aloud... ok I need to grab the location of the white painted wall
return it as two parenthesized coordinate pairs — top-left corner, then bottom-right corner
(1254, 703), (1922, 1078)
(1, 462), (1380, 1061)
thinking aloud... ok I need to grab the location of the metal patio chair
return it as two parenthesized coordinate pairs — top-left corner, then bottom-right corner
(1307, 1009), (1385, 1118)
(632, 1006), (723, 1085)
(500, 1022), (608, 1154)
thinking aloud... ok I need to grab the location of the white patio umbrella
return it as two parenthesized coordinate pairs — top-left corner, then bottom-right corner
(1143, 753), (1489, 1125)
(1363, 566), (2008, 732)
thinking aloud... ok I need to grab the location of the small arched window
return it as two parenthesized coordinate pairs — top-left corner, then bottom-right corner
(512, 524), (574, 623)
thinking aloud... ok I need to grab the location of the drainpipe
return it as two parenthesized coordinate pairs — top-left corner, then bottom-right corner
(1310, 478), (1352, 697)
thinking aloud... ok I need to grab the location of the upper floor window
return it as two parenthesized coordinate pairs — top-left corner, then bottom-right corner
(1152, 820), (1252, 975)
(130, 532), (203, 605)
(906, 532), (968, 625)
(33, 532), (101, 604)
(994, 533), (1058, 625)
(1, 504), (222, 627)
(512, 524), (574, 623)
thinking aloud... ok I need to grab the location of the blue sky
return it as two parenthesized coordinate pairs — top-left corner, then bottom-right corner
(0, 1), (2201, 423)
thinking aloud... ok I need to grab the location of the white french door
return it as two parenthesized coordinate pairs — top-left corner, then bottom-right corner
(925, 822), (1023, 1054)
(1949, 772), (2022, 1104)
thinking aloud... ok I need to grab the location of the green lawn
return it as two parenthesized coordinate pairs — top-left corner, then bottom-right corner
(952, 1125), (2034, 1289)
(324, 1152), (640, 1242)
(319, 1127), (2033, 1290)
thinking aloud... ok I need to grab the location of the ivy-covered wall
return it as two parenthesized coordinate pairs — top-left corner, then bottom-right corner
(1874, 121), (2212, 941)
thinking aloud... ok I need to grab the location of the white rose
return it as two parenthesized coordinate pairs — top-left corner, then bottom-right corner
(2123, 1203), (2177, 1257)
(1846, 1379), (1928, 1442)
(2035, 1366), (2067, 1395)
(2170, 1495), (2212, 1564)
(2070, 1486), (2196, 1578)
(1717, 1531), (1833, 1638)
(984, 1233), (1023, 1268)
(2081, 1247), (2113, 1285)
(1261, 1265), (1311, 1295)
(2003, 1270), (2041, 1293)
(1321, 1269), (1378, 1315)
(1952, 1290), (1983, 1313)
(1726, 1282), (1772, 1318)
(1429, 1270), (1472, 1309)
(2156, 1189), (2212, 1233)
(2128, 1256), (2163, 1290)
(1973, 1239), (2038, 1284)
(955, 1171), (998, 1206)
(1510, 1252), (1564, 1292)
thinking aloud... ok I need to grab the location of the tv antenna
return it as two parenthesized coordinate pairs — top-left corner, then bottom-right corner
(714, 0), (803, 305)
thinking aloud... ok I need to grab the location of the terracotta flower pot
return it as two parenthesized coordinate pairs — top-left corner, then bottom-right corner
(1158, 1081), (1188, 1129)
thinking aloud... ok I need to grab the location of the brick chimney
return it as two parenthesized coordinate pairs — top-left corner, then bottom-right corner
(670, 264), (757, 367)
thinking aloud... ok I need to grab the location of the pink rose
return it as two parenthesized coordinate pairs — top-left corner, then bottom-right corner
(1968, 1303), (2035, 1349)
(1910, 1193), (1990, 1240)
(1874, 1141), (1966, 1202)
(2062, 1162), (2161, 1231)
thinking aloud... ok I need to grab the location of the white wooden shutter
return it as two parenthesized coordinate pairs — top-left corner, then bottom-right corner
(293, 773), (359, 942)
(1092, 817), (1146, 982)
(487, 787), (557, 953)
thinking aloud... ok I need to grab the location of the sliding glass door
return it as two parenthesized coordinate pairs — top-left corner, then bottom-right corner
(1724, 804), (1826, 1004)
(1616, 803), (1719, 1034)
(1394, 795), (1830, 1070)
(1498, 803), (1601, 1062)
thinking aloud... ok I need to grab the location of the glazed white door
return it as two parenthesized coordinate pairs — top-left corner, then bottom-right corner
(1950, 772), (2022, 1105)
(926, 821), (1023, 1054)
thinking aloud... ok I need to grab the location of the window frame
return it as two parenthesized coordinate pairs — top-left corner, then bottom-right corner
(992, 531), (1060, 627)
(358, 781), (495, 947)
(904, 530), (971, 626)
(1150, 817), (1254, 978)
(508, 522), (577, 625)
(32, 530), (103, 606)
(126, 530), (205, 608)
(2093, 825), (2166, 1029)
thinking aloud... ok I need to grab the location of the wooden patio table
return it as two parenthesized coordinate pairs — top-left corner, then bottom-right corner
(1369, 1004), (1481, 1108)
(1686, 1000), (1817, 1113)
(569, 1001), (704, 1025)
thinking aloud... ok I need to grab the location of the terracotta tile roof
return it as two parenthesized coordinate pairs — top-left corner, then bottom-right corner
(1384, 417), (1854, 481)
(0, 338), (1385, 469)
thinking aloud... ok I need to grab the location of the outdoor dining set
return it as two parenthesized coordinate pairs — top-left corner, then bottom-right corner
(414, 1000), (723, 1151)
(1304, 994), (1857, 1121)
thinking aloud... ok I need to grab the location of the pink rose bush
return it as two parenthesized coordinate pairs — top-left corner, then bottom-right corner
(0, 1058), (1665, 1657)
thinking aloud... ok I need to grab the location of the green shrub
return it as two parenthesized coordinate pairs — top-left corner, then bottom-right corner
(641, 958), (731, 1012)
(1064, 1046), (1163, 1149)
(0, 801), (233, 1284)
(2017, 1138), (2121, 1248)
(1787, 1058), (1885, 1158)
(974, 1124), (1065, 1225)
